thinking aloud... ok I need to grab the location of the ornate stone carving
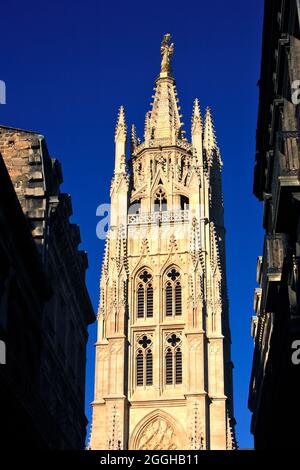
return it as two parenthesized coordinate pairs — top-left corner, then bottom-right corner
(107, 404), (122, 450)
(90, 33), (236, 451)
(137, 417), (177, 450)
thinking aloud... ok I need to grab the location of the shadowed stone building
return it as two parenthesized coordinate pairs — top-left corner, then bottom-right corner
(89, 34), (236, 450)
(249, 0), (300, 450)
(0, 127), (95, 448)
(0, 152), (52, 447)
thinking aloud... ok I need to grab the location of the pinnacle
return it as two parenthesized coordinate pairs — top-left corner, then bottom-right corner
(115, 105), (127, 142)
(203, 106), (217, 152)
(191, 98), (202, 133)
(131, 124), (137, 151)
(131, 124), (137, 142)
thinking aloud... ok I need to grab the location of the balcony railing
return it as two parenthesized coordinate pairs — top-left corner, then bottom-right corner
(273, 131), (299, 177)
(264, 234), (287, 274)
(128, 209), (190, 226)
(260, 234), (287, 313)
(272, 131), (300, 226)
(132, 137), (193, 156)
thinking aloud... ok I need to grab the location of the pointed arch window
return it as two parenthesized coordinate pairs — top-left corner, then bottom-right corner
(136, 350), (144, 385)
(164, 333), (183, 386)
(154, 187), (167, 212)
(164, 267), (182, 317)
(146, 284), (153, 318)
(175, 349), (182, 384)
(175, 283), (182, 316)
(165, 348), (173, 384)
(136, 270), (153, 319)
(165, 283), (173, 316)
(137, 285), (144, 318)
(146, 350), (153, 385)
(136, 334), (153, 387)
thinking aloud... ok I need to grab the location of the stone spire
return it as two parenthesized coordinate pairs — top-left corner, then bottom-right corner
(146, 34), (183, 144)
(192, 99), (202, 132)
(203, 107), (217, 156)
(90, 33), (236, 452)
(191, 98), (203, 162)
(114, 106), (127, 173)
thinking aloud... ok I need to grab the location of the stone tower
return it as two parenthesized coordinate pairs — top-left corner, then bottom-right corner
(89, 34), (236, 450)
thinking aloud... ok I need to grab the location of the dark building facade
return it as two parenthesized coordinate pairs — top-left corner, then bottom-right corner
(0, 126), (95, 449)
(0, 153), (53, 447)
(249, 0), (300, 449)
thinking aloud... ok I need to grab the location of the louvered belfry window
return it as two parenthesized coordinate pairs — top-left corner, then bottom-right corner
(146, 350), (153, 385)
(165, 333), (182, 385)
(136, 269), (153, 319)
(175, 348), (182, 384)
(136, 350), (144, 385)
(165, 348), (173, 384)
(137, 285), (144, 318)
(146, 284), (153, 318)
(166, 283), (173, 316)
(175, 282), (182, 316)
(165, 268), (182, 317)
(136, 334), (153, 387)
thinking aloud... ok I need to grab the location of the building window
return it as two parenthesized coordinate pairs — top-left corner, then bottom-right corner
(165, 348), (173, 384)
(136, 350), (144, 385)
(146, 350), (153, 385)
(164, 267), (182, 317)
(146, 285), (153, 318)
(154, 187), (167, 212)
(175, 283), (182, 316)
(137, 285), (144, 318)
(136, 269), (153, 319)
(165, 333), (182, 385)
(136, 334), (153, 387)
(129, 199), (141, 214)
(165, 283), (173, 316)
(175, 349), (182, 384)
(180, 195), (189, 210)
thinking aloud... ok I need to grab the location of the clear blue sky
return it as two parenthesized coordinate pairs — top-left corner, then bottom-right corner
(0, 0), (264, 449)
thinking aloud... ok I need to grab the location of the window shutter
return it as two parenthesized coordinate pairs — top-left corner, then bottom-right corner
(175, 283), (182, 316)
(166, 283), (173, 316)
(175, 349), (182, 384)
(166, 348), (173, 384)
(146, 350), (153, 385)
(137, 285), (144, 318)
(136, 351), (144, 385)
(146, 285), (153, 318)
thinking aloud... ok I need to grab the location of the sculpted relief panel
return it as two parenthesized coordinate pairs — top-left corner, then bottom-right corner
(136, 417), (178, 450)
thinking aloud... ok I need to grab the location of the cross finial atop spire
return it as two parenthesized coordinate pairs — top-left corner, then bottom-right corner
(160, 33), (174, 78)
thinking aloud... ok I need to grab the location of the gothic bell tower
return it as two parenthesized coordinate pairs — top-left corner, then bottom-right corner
(89, 34), (236, 450)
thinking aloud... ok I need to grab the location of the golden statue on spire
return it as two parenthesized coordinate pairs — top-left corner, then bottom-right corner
(160, 33), (174, 76)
